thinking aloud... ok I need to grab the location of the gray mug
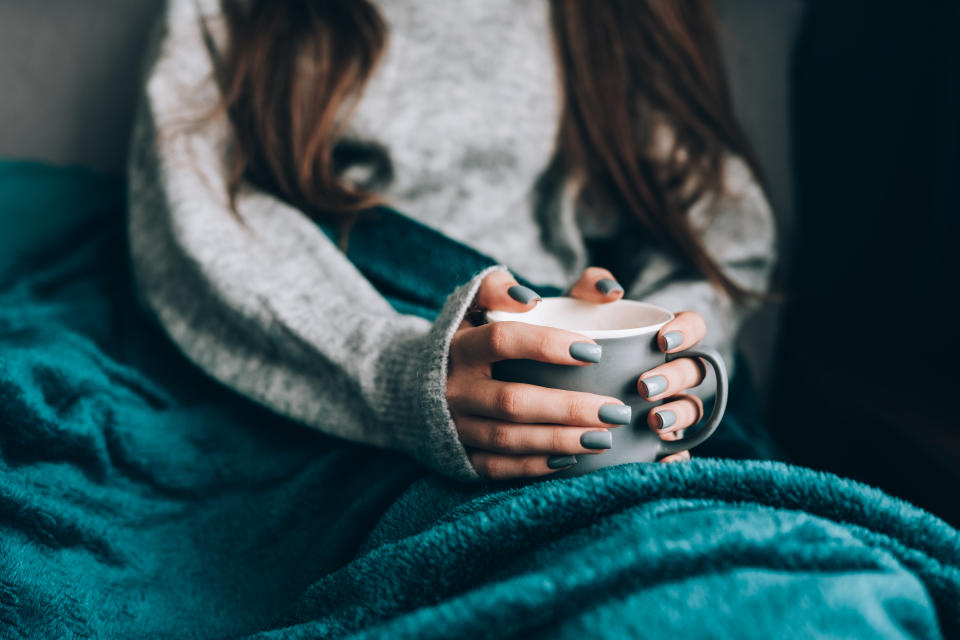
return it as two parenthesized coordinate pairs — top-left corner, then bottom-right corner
(486, 297), (727, 477)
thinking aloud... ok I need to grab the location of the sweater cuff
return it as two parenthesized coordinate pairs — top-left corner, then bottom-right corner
(391, 264), (507, 481)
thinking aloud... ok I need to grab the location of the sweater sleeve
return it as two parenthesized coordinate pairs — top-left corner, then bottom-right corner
(626, 155), (777, 384)
(127, 0), (489, 481)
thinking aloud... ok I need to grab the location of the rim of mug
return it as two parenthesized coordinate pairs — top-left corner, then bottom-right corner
(484, 297), (674, 339)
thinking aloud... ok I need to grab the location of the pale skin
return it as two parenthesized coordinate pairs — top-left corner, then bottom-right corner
(448, 267), (709, 480)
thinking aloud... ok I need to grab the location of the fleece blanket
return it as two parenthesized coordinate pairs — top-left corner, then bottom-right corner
(0, 160), (958, 639)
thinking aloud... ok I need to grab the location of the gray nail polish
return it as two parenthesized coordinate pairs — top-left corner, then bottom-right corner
(507, 285), (540, 305)
(656, 410), (676, 430)
(663, 331), (684, 351)
(595, 278), (624, 295)
(570, 342), (602, 363)
(580, 431), (613, 450)
(641, 375), (668, 398)
(598, 403), (631, 425)
(548, 455), (578, 469)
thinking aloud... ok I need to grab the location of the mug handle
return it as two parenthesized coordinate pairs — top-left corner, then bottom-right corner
(656, 347), (728, 456)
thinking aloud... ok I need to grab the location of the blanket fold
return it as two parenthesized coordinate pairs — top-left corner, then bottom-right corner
(1, 161), (958, 639)
(319, 207), (561, 321)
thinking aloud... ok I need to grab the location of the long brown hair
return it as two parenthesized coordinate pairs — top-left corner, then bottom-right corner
(215, 0), (764, 300)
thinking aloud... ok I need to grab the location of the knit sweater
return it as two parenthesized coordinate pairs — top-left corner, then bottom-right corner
(127, 0), (776, 481)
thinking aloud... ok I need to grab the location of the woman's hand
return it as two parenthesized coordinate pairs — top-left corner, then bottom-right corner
(568, 267), (708, 463)
(449, 267), (707, 479)
(636, 310), (709, 464)
(448, 269), (632, 479)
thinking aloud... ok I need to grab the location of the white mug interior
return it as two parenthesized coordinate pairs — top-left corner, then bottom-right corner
(485, 297), (673, 339)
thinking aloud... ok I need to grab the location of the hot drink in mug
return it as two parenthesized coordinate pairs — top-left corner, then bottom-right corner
(486, 297), (727, 478)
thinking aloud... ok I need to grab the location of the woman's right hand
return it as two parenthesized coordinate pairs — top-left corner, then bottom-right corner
(447, 270), (632, 479)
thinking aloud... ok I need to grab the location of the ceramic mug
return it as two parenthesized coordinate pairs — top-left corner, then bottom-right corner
(486, 297), (728, 477)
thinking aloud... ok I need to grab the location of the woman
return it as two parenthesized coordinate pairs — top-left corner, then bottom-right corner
(128, 0), (775, 481)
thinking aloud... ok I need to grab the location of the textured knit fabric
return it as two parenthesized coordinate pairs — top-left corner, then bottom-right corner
(127, 0), (776, 480)
(2, 162), (959, 639)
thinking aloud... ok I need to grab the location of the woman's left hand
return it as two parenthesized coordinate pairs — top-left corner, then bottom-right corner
(568, 267), (707, 464)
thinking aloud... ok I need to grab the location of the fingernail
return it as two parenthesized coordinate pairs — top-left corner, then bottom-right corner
(640, 375), (668, 398)
(662, 331), (684, 351)
(508, 285), (540, 305)
(598, 403), (631, 425)
(655, 410), (676, 430)
(548, 455), (578, 469)
(595, 278), (623, 295)
(580, 431), (612, 450)
(570, 342), (601, 363)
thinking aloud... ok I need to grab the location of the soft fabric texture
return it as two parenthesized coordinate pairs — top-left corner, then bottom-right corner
(2, 161), (959, 639)
(128, 0), (777, 480)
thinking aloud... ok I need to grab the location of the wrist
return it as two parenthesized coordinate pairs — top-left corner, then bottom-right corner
(385, 265), (505, 481)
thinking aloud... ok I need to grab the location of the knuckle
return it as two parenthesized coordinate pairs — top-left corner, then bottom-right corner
(534, 330), (554, 360)
(521, 457), (542, 477)
(663, 363), (687, 385)
(566, 395), (592, 424)
(489, 425), (513, 451)
(469, 453), (487, 476)
(678, 358), (704, 386)
(550, 428), (566, 452)
(583, 266), (607, 280)
(495, 385), (525, 420)
(486, 322), (510, 357)
(484, 456), (508, 479)
(472, 454), (495, 478)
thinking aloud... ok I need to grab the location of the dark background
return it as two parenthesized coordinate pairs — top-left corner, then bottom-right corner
(772, 0), (960, 525)
(0, 1), (956, 522)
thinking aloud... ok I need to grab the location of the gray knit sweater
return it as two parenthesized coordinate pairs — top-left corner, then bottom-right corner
(127, 0), (776, 481)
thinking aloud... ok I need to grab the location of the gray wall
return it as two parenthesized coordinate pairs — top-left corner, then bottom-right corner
(0, 0), (163, 173)
(0, 0), (803, 398)
(715, 0), (804, 397)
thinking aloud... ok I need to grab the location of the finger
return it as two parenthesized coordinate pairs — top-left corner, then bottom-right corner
(658, 450), (691, 464)
(657, 311), (707, 353)
(468, 450), (578, 479)
(567, 266), (624, 303)
(452, 321), (601, 367)
(637, 357), (706, 401)
(458, 417), (613, 455)
(474, 270), (541, 312)
(451, 380), (630, 428)
(646, 394), (704, 435)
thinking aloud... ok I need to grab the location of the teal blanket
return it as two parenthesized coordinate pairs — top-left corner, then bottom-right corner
(1, 161), (958, 639)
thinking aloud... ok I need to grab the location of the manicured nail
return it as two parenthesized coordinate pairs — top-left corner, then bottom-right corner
(570, 342), (602, 363)
(662, 331), (684, 351)
(598, 403), (631, 425)
(580, 431), (612, 450)
(548, 455), (578, 469)
(640, 375), (668, 398)
(595, 278), (624, 295)
(655, 410), (676, 430)
(508, 285), (540, 305)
